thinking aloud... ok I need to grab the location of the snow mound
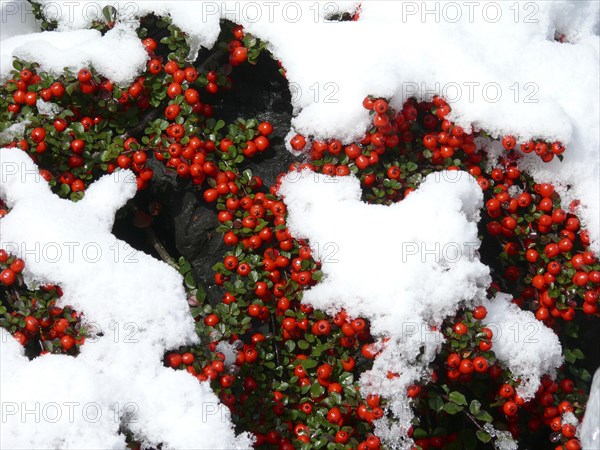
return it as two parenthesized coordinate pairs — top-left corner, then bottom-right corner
(1, 1), (597, 248)
(0, 25), (147, 85)
(581, 367), (600, 449)
(0, 148), (251, 449)
(482, 293), (564, 400)
(279, 169), (490, 447)
(280, 169), (489, 334)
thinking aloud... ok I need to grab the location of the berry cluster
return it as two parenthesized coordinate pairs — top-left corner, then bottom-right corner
(0, 19), (268, 198)
(1, 11), (597, 450)
(0, 250), (84, 355)
(280, 96), (597, 449)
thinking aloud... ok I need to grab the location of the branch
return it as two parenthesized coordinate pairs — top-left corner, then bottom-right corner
(269, 311), (281, 367)
(197, 46), (228, 72)
(128, 108), (162, 138)
(145, 227), (179, 270)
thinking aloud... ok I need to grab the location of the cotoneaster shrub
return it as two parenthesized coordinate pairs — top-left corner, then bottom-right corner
(1, 8), (598, 450)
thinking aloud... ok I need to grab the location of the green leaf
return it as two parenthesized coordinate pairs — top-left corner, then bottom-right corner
(428, 395), (444, 412)
(285, 340), (296, 352)
(572, 348), (585, 359)
(449, 391), (467, 406)
(301, 359), (318, 370)
(339, 372), (353, 386)
(71, 122), (85, 134)
(310, 383), (325, 398)
(242, 169), (253, 182)
(469, 400), (481, 415)
(475, 410), (493, 422)
(413, 428), (428, 439)
(102, 5), (115, 22)
(311, 270), (323, 281)
(179, 261), (192, 274)
(196, 284), (207, 303)
(184, 272), (196, 289)
(442, 402), (463, 414)
(476, 430), (491, 443)
(214, 119), (225, 132)
(406, 162), (418, 171)
(580, 368), (592, 382)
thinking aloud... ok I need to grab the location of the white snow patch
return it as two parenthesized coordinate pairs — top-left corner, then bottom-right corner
(0, 148), (252, 450)
(216, 340), (239, 367)
(36, 99), (61, 117)
(482, 293), (564, 400)
(279, 169), (490, 447)
(1, 25), (147, 85)
(581, 367), (600, 449)
(483, 423), (518, 450)
(0, 121), (29, 143)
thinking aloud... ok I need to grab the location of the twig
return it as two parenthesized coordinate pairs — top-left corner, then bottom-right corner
(128, 108), (162, 138)
(194, 46), (228, 73)
(269, 311), (281, 367)
(145, 227), (179, 270)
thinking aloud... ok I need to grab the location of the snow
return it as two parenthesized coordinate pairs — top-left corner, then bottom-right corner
(2, 0), (596, 249)
(0, 25), (148, 85)
(1, 1), (597, 246)
(279, 169), (491, 446)
(216, 340), (240, 367)
(0, 0), (40, 40)
(0, 0), (598, 447)
(482, 423), (518, 450)
(35, 99), (60, 117)
(482, 293), (564, 400)
(0, 121), (29, 143)
(280, 169), (489, 336)
(581, 367), (600, 449)
(0, 148), (251, 449)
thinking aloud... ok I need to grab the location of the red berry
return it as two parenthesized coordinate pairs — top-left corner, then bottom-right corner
(503, 400), (517, 416)
(502, 135), (516, 150)
(453, 322), (468, 335)
(290, 134), (306, 151)
(166, 352), (182, 368)
(78, 69), (92, 83)
(204, 314), (220, 327)
(0, 268), (16, 285)
(472, 306), (487, 320)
